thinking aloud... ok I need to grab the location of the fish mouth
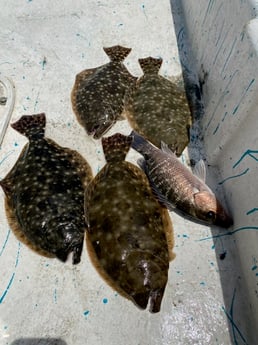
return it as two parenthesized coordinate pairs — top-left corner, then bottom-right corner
(88, 122), (114, 139)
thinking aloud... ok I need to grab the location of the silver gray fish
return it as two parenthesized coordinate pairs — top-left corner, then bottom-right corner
(85, 133), (175, 313)
(0, 113), (93, 264)
(71, 45), (136, 139)
(125, 57), (191, 156)
(130, 131), (233, 228)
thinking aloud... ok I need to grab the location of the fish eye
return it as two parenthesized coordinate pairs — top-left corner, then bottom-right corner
(206, 211), (216, 220)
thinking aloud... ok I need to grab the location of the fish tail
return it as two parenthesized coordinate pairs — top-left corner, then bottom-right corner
(130, 130), (153, 156)
(102, 133), (132, 163)
(103, 45), (132, 62)
(11, 113), (46, 139)
(138, 57), (162, 74)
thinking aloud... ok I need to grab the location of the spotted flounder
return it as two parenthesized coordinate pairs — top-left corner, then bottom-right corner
(71, 45), (136, 139)
(0, 113), (93, 264)
(125, 57), (192, 156)
(131, 131), (233, 228)
(85, 133), (175, 313)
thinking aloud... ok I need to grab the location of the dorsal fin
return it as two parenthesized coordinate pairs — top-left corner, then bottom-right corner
(103, 45), (132, 62)
(138, 57), (163, 74)
(102, 133), (132, 163)
(11, 113), (46, 140)
(192, 159), (206, 182)
(161, 141), (176, 156)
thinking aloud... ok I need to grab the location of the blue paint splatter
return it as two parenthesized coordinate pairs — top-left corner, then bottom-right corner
(233, 149), (258, 169)
(199, 226), (258, 241)
(102, 298), (108, 304)
(222, 289), (248, 344)
(0, 242), (21, 304)
(251, 265), (257, 271)
(218, 168), (249, 185)
(0, 229), (11, 256)
(0, 150), (15, 166)
(246, 208), (258, 215)
(232, 79), (255, 115)
(200, 281), (206, 286)
(83, 310), (90, 318)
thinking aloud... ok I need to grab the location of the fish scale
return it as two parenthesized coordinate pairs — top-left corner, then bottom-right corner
(0, 113), (93, 264)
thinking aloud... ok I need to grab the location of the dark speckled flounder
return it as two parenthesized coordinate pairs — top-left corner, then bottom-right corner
(0, 113), (93, 264)
(125, 57), (192, 156)
(71, 45), (136, 139)
(85, 133), (175, 313)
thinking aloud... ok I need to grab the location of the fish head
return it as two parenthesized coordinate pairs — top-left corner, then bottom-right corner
(86, 105), (117, 139)
(43, 216), (84, 264)
(193, 190), (233, 228)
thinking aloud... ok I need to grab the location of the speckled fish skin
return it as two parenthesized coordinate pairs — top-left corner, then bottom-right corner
(131, 130), (233, 228)
(71, 45), (136, 139)
(0, 113), (93, 264)
(125, 57), (192, 156)
(85, 133), (175, 313)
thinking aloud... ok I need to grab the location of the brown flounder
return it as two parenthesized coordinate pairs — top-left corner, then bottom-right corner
(71, 45), (136, 139)
(125, 57), (192, 156)
(131, 130), (233, 228)
(85, 133), (175, 313)
(0, 113), (93, 264)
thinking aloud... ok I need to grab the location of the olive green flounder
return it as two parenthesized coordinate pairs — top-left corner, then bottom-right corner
(85, 133), (175, 313)
(0, 113), (93, 264)
(71, 45), (136, 139)
(125, 57), (192, 156)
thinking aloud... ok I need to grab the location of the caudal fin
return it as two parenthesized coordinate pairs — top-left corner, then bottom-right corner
(138, 57), (162, 74)
(130, 130), (154, 156)
(102, 133), (132, 163)
(11, 113), (46, 139)
(103, 45), (132, 62)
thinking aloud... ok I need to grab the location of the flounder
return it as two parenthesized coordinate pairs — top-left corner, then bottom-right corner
(71, 45), (136, 139)
(85, 133), (175, 313)
(0, 113), (93, 264)
(131, 130), (233, 228)
(125, 57), (192, 156)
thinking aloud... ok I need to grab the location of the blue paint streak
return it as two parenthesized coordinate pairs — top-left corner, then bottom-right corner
(202, 0), (215, 26)
(212, 123), (220, 135)
(198, 226), (258, 241)
(0, 242), (21, 304)
(232, 79), (255, 115)
(205, 70), (239, 130)
(222, 37), (237, 73)
(218, 168), (249, 185)
(222, 289), (249, 344)
(246, 208), (258, 215)
(0, 229), (11, 256)
(0, 273), (15, 304)
(213, 29), (230, 67)
(233, 149), (258, 169)
(0, 150), (15, 166)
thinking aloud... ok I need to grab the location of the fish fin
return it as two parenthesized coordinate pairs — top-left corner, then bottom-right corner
(3, 197), (55, 259)
(71, 240), (84, 265)
(138, 57), (163, 74)
(103, 45), (132, 62)
(0, 178), (13, 196)
(131, 292), (149, 310)
(102, 133), (132, 163)
(160, 141), (177, 156)
(160, 207), (176, 262)
(192, 159), (206, 182)
(74, 67), (97, 86)
(149, 287), (166, 313)
(130, 130), (153, 156)
(11, 113), (46, 139)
